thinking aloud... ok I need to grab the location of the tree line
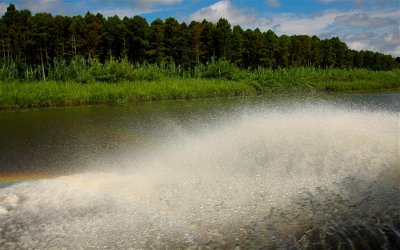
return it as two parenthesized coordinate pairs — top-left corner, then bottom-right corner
(1, 4), (399, 71)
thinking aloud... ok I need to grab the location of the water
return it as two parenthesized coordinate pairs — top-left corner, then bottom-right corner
(0, 92), (399, 248)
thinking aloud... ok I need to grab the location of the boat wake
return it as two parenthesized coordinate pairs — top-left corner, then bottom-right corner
(1, 104), (399, 248)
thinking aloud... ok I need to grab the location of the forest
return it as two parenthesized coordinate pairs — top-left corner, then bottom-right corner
(0, 4), (399, 108)
(1, 3), (399, 73)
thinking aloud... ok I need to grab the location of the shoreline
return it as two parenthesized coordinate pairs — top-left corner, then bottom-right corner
(0, 78), (399, 111)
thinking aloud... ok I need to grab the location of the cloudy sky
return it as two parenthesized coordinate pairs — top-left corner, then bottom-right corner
(0, 0), (399, 56)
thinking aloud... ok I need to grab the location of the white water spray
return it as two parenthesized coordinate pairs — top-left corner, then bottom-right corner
(0, 103), (399, 248)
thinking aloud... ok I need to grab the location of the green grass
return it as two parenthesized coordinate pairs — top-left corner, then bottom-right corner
(0, 59), (399, 109)
(249, 67), (400, 92)
(0, 78), (256, 108)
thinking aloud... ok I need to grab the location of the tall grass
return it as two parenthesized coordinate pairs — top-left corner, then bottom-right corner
(1, 57), (396, 85)
(0, 79), (255, 108)
(0, 60), (19, 81)
(0, 58), (399, 108)
(250, 67), (400, 92)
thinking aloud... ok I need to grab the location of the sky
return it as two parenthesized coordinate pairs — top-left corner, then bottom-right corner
(0, 0), (399, 56)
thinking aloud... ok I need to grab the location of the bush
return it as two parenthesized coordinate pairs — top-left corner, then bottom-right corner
(196, 60), (243, 80)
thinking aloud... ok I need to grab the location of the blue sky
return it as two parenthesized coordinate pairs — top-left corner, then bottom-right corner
(0, 0), (399, 56)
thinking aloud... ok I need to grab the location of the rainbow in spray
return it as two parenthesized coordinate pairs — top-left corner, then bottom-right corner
(0, 173), (53, 187)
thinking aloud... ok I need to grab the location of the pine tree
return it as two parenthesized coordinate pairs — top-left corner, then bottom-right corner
(0, 4), (397, 70)
(82, 12), (104, 58)
(124, 16), (149, 63)
(147, 18), (165, 64)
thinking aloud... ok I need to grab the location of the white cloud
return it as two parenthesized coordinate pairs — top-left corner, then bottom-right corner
(96, 7), (172, 18)
(335, 13), (396, 27)
(0, 3), (8, 16)
(189, 0), (256, 25)
(265, 0), (280, 7)
(92, 1), (182, 16)
(100, 0), (182, 8)
(3, 0), (182, 15)
(26, 0), (63, 13)
(381, 29), (400, 56)
(188, 0), (399, 56)
(252, 10), (340, 35)
(333, 27), (400, 56)
(323, 9), (399, 56)
(95, 8), (151, 17)
(342, 28), (400, 56)
(4, 0), (66, 14)
(134, 0), (182, 7)
(248, 8), (399, 56)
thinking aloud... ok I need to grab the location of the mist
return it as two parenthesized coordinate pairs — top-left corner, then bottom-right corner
(0, 101), (399, 248)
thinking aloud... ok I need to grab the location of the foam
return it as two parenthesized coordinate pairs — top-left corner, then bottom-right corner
(0, 104), (398, 248)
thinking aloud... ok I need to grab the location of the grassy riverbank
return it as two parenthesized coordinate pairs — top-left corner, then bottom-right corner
(0, 79), (255, 108)
(0, 60), (399, 109)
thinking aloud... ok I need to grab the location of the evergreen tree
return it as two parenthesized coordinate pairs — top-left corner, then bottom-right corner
(0, 20), (7, 60)
(230, 25), (245, 66)
(3, 4), (31, 61)
(124, 15), (149, 63)
(164, 17), (182, 63)
(310, 36), (322, 67)
(199, 20), (214, 63)
(213, 18), (231, 59)
(54, 15), (72, 60)
(0, 4), (397, 71)
(147, 18), (165, 64)
(189, 21), (203, 65)
(82, 12), (104, 58)
(67, 15), (84, 58)
(278, 35), (291, 68)
(321, 38), (336, 68)
(178, 22), (191, 67)
(104, 15), (127, 59)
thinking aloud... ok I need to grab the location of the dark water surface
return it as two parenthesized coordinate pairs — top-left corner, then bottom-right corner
(0, 92), (399, 248)
(1, 92), (398, 175)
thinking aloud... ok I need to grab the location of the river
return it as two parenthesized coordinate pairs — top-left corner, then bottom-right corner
(0, 92), (399, 248)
